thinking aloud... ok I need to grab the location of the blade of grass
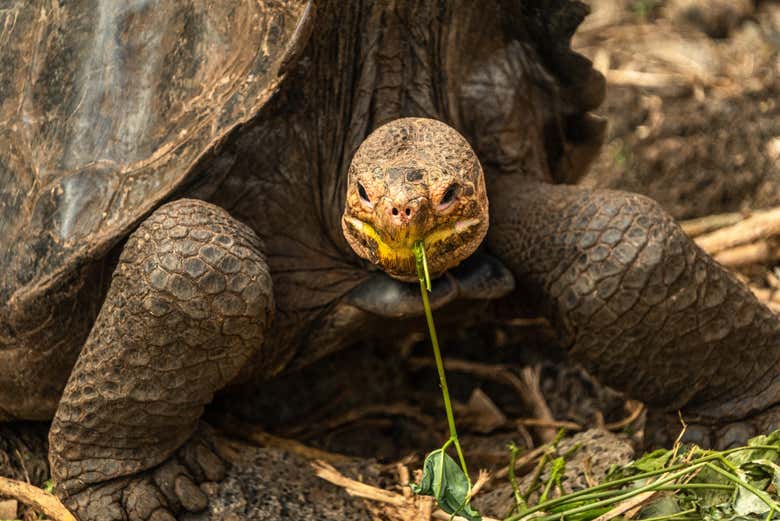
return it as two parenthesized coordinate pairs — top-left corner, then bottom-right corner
(508, 443), (528, 514)
(420, 242), (431, 291)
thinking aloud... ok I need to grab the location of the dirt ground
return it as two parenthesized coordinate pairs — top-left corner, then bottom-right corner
(577, 0), (780, 220)
(2, 2), (780, 520)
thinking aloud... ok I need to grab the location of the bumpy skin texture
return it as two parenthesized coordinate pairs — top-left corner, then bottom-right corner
(49, 199), (273, 520)
(342, 118), (489, 281)
(0, 262), (107, 421)
(487, 179), (780, 444)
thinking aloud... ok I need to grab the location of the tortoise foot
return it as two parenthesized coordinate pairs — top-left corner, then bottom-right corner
(46, 199), (271, 521)
(61, 428), (224, 521)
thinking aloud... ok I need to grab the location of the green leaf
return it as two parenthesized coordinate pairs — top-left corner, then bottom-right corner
(728, 432), (780, 467)
(729, 463), (777, 517)
(633, 449), (675, 472)
(411, 448), (482, 521)
(636, 492), (684, 519)
(749, 459), (780, 491)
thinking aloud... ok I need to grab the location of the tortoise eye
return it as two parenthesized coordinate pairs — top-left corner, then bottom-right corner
(357, 182), (370, 203)
(440, 183), (458, 206)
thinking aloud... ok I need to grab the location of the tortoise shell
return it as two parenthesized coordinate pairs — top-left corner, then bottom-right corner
(0, 0), (313, 309)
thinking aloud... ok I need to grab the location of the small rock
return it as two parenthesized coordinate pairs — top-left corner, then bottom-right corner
(463, 388), (507, 434)
(0, 499), (18, 519)
(766, 137), (780, 163)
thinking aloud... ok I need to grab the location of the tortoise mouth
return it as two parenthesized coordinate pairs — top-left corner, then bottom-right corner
(341, 214), (487, 282)
(344, 251), (515, 318)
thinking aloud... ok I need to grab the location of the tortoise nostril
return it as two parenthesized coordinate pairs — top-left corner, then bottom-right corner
(405, 207), (411, 217)
(392, 207), (399, 216)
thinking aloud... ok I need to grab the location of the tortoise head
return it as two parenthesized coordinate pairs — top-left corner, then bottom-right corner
(342, 118), (489, 282)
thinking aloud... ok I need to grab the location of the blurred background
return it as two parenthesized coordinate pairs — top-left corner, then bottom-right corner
(576, 0), (780, 220)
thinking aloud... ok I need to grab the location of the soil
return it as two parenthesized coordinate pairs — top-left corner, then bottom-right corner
(577, 0), (780, 220)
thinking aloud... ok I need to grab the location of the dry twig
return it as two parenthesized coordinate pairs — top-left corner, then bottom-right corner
(713, 240), (780, 267)
(216, 414), (353, 464)
(0, 476), (76, 521)
(680, 212), (745, 237)
(592, 490), (657, 521)
(604, 400), (645, 431)
(516, 418), (582, 431)
(468, 470), (491, 500)
(397, 463), (412, 500)
(606, 69), (690, 89)
(312, 460), (500, 521)
(695, 207), (780, 254)
(409, 357), (558, 442)
(287, 403), (438, 440)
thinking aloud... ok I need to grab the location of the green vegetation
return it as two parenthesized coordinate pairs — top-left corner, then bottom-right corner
(410, 241), (481, 520)
(407, 241), (780, 521)
(506, 429), (780, 520)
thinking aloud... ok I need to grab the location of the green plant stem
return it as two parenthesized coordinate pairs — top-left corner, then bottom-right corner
(414, 241), (469, 481)
(508, 443), (527, 513)
(512, 462), (708, 521)
(508, 445), (780, 519)
(521, 430), (566, 503)
(522, 451), (550, 503)
(507, 462), (708, 521)
(539, 457), (565, 504)
(538, 472), (556, 505)
(417, 275), (469, 478)
(704, 462), (780, 513)
(655, 483), (734, 491)
(506, 481), (734, 513)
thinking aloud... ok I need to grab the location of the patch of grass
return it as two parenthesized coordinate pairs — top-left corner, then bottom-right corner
(505, 429), (780, 520)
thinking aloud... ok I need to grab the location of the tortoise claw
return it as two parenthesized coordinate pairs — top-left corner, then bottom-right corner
(60, 432), (220, 521)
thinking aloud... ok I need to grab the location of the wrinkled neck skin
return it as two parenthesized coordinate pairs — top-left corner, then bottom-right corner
(304, 0), (464, 248)
(202, 0), (552, 375)
(299, 0), (552, 247)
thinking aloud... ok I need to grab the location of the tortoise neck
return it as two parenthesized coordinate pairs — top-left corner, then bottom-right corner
(297, 0), (463, 253)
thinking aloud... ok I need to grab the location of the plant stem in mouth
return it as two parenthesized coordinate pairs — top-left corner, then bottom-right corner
(413, 241), (469, 481)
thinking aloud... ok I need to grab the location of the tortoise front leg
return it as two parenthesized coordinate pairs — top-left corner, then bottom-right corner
(49, 199), (273, 521)
(487, 179), (780, 447)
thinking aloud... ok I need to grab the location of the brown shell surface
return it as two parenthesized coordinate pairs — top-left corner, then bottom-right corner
(0, 0), (312, 307)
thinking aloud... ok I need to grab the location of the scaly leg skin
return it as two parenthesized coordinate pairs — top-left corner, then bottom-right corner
(48, 199), (273, 521)
(488, 179), (780, 448)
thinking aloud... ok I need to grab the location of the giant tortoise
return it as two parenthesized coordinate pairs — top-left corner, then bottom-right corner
(1, 1), (779, 520)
